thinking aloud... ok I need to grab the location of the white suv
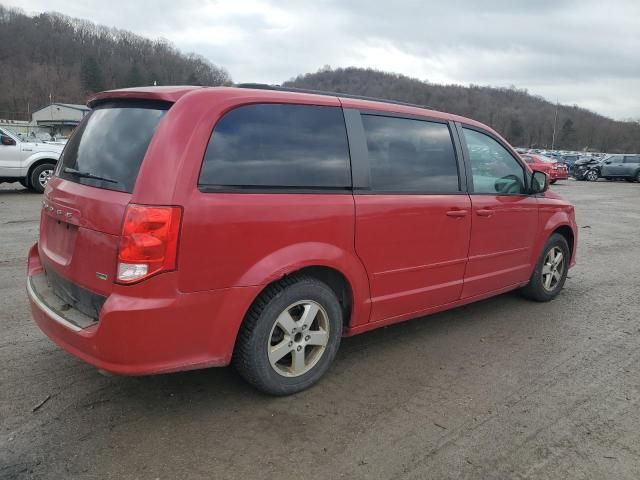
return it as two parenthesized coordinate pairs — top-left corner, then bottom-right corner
(0, 127), (64, 193)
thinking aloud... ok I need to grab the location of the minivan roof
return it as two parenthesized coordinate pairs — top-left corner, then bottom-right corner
(87, 85), (489, 131)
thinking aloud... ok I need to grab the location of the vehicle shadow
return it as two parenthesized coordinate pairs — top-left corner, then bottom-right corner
(0, 186), (35, 195)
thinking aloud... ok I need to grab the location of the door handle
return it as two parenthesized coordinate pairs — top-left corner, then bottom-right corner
(446, 209), (468, 218)
(476, 208), (494, 217)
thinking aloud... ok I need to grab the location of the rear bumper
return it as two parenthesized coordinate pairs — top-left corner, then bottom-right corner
(549, 170), (569, 180)
(27, 243), (261, 375)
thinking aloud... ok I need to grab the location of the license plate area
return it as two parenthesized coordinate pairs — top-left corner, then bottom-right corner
(41, 215), (78, 266)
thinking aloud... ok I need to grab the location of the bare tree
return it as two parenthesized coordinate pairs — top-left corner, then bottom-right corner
(0, 5), (232, 118)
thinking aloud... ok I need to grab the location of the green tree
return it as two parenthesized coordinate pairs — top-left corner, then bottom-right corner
(186, 72), (199, 85)
(126, 64), (144, 87)
(507, 116), (525, 144)
(80, 56), (104, 93)
(559, 118), (576, 146)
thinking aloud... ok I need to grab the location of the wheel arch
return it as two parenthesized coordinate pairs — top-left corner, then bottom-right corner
(26, 157), (58, 184)
(552, 224), (575, 260)
(234, 242), (371, 329)
(283, 266), (353, 327)
(529, 208), (577, 277)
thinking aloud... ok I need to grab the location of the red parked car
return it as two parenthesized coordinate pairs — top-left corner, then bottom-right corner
(27, 85), (577, 395)
(520, 154), (569, 183)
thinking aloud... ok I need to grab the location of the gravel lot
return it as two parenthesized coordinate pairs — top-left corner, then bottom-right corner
(1, 180), (639, 480)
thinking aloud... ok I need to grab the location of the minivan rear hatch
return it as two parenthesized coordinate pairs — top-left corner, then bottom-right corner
(38, 100), (169, 321)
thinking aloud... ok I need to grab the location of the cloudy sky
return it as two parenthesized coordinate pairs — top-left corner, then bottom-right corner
(4, 0), (639, 120)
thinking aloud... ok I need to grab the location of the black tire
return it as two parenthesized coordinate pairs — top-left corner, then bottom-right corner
(234, 275), (343, 395)
(635, 171), (640, 183)
(625, 178), (635, 183)
(550, 179), (557, 184)
(520, 233), (570, 302)
(29, 163), (56, 193)
(19, 178), (29, 189)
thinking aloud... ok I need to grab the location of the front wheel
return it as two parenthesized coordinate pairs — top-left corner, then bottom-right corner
(234, 275), (343, 395)
(550, 179), (557, 184)
(585, 170), (599, 182)
(29, 163), (56, 193)
(520, 234), (570, 302)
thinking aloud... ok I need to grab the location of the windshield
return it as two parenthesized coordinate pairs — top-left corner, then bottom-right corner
(57, 101), (169, 193)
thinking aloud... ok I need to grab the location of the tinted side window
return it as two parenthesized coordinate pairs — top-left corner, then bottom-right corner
(199, 104), (351, 189)
(623, 156), (638, 163)
(361, 115), (459, 193)
(462, 128), (526, 195)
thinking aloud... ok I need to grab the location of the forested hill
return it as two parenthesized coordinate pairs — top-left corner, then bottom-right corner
(0, 5), (231, 120)
(285, 67), (640, 153)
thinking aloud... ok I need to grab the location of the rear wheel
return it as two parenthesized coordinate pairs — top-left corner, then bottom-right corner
(635, 171), (640, 183)
(585, 169), (599, 182)
(550, 179), (557, 184)
(234, 275), (343, 395)
(29, 163), (55, 193)
(520, 234), (570, 302)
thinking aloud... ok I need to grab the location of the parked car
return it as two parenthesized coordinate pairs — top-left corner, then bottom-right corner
(574, 157), (604, 181)
(599, 154), (640, 182)
(0, 127), (64, 192)
(558, 154), (580, 175)
(520, 154), (569, 184)
(27, 85), (578, 395)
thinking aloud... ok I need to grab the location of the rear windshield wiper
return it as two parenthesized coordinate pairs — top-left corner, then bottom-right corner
(63, 167), (119, 184)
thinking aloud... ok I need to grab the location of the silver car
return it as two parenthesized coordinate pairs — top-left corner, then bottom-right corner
(600, 154), (640, 183)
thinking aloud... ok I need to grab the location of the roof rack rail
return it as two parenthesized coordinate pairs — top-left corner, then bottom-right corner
(235, 83), (436, 111)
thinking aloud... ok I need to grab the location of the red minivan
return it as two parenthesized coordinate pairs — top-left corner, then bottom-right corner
(27, 85), (577, 395)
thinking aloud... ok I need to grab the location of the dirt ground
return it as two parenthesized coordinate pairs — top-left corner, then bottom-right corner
(1, 179), (639, 479)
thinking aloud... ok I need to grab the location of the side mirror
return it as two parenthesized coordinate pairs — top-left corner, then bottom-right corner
(1, 135), (16, 146)
(531, 170), (549, 194)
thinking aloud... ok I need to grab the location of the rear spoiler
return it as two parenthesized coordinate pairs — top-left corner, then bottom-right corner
(87, 86), (204, 108)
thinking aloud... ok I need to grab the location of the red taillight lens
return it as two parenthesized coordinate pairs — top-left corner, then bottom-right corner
(116, 204), (182, 284)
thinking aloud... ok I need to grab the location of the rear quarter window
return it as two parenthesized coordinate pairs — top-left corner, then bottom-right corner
(57, 101), (168, 193)
(199, 103), (352, 190)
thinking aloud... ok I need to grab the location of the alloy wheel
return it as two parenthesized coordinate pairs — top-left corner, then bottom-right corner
(541, 246), (565, 292)
(39, 168), (54, 189)
(586, 170), (598, 181)
(267, 300), (330, 377)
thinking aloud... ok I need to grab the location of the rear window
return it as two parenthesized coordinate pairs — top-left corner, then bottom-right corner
(199, 103), (351, 190)
(57, 101), (168, 193)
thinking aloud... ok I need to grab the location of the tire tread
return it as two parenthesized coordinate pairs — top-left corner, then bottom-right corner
(234, 274), (339, 395)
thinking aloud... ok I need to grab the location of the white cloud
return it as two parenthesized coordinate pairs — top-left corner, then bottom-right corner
(3, 0), (639, 119)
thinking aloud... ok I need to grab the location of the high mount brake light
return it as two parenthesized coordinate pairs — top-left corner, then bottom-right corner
(116, 204), (182, 284)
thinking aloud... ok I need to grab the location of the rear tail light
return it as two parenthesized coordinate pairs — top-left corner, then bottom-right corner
(116, 204), (182, 284)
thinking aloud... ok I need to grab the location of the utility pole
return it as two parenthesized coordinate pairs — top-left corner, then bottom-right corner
(551, 101), (559, 150)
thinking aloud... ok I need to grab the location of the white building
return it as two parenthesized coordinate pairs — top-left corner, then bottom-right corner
(31, 103), (90, 137)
